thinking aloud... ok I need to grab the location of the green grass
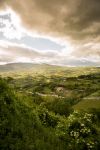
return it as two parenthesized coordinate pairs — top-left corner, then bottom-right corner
(73, 89), (100, 110)
(73, 98), (100, 110)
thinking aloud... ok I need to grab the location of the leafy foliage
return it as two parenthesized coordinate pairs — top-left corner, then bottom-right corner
(57, 111), (100, 150)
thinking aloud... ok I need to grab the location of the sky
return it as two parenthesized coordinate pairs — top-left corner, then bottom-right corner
(0, 0), (100, 66)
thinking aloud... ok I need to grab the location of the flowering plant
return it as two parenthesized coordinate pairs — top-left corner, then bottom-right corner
(57, 111), (99, 150)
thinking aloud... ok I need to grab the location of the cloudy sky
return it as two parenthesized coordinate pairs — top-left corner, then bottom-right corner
(0, 0), (100, 66)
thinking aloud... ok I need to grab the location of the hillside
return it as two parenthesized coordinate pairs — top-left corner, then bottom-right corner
(0, 63), (45, 72)
(0, 67), (100, 150)
(0, 78), (67, 150)
(73, 91), (100, 110)
(0, 77), (100, 150)
(0, 63), (99, 77)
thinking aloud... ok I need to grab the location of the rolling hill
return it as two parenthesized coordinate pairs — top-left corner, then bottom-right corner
(0, 63), (99, 77)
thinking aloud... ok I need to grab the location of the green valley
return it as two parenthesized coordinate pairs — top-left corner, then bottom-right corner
(0, 64), (100, 150)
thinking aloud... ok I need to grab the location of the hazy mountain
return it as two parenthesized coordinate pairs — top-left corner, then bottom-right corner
(0, 63), (64, 72)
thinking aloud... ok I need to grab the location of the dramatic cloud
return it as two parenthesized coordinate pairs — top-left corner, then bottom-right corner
(0, 0), (100, 66)
(0, 0), (100, 40)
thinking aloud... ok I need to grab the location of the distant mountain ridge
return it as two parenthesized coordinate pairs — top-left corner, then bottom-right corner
(0, 63), (35, 72)
(0, 63), (99, 79)
(0, 63), (63, 72)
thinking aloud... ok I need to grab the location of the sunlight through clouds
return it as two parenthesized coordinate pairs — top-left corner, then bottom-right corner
(0, 8), (24, 40)
(0, 6), (100, 66)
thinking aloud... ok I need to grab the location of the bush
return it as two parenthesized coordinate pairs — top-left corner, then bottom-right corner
(37, 106), (59, 127)
(56, 111), (100, 150)
(45, 99), (73, 117)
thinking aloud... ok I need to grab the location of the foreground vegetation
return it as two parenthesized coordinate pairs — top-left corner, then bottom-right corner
(0, 67), (100, 150)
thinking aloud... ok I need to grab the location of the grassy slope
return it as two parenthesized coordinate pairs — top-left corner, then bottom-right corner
(73, 90), (100, 110)
(73, 98), (100, 110)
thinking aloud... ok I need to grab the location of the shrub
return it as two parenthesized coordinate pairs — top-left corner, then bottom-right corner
(45, 99), (73, 117)
(37, 106), (59, 127)
(56, 111), (100, 150)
